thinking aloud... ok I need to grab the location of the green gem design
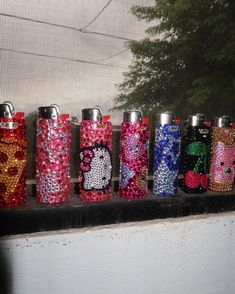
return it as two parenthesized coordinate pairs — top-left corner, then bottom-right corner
(186, 142), (208, 173)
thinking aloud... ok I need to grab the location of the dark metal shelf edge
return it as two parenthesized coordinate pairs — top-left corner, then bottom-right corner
(0, 189), (235, 236)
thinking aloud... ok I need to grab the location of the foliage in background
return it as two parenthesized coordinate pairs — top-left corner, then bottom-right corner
(25, 111), (37, 151)
(113, 0), (235, 119)
(25, 111), (37, 127)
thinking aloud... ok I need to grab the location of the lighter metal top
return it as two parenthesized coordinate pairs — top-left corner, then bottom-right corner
(188, 114), (205, 127)
(157, 111), (175, 125)
(38, 104), (60, 119)
(213, 115), (232, 127)
(123, 111), (142, 122)
(82, 107), (102, 121)
(0, 101), (14, 118)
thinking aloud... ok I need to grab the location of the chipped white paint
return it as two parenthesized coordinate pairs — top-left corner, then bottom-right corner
(1, 213), (235, 294)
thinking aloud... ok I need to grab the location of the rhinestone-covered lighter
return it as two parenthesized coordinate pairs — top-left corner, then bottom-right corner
(36, 104), (71, 203)
(181, 114), (210, 193)
(118, 111), (150, 200)
(79, 107), (112, 202)
(209, 116), (235, 192)
(153, 112), (181, 197)
(0, 101), (27, 207)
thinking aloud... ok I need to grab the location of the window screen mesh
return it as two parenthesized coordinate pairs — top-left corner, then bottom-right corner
(0, 0), (153, 123)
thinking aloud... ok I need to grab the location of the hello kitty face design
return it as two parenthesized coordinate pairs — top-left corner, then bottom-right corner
(210, 142), (235, 182)
(122, 134), (145, 161)
(80, 142), (112, 191)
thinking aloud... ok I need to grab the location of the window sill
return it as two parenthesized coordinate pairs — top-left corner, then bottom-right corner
(1, 187), (235, 236)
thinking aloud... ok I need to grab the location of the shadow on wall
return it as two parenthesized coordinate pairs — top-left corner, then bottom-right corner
(0, 242), (12, 294)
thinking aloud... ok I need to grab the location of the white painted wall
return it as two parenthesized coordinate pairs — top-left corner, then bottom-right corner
(1, 212), (235, 294)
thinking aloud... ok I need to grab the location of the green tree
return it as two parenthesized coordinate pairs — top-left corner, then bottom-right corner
(113, 0), (235, 119)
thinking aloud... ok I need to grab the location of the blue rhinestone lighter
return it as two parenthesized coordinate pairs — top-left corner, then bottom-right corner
(153, 112), (181, 197)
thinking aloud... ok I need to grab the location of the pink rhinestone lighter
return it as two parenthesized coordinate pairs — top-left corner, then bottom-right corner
(118, 111), (150, 200)
(36, 105), (71, 203)
(209, 116), (235, 192)
(79, 107), (112, 202)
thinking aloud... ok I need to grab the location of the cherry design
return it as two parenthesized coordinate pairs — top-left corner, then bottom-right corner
(185, 171), (208, 189)
(184, 141), (208, 190)
(185, 170), (201, 188)
(200, 174), (208, 189)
